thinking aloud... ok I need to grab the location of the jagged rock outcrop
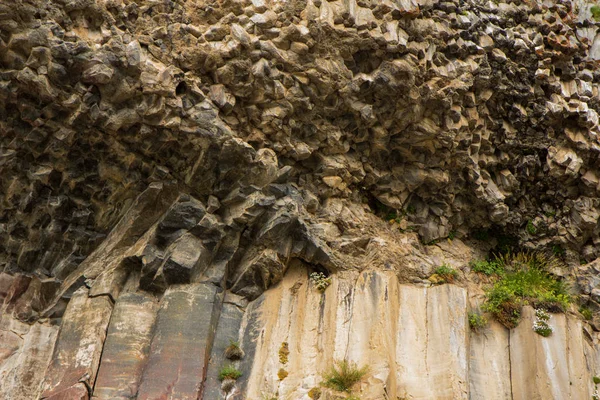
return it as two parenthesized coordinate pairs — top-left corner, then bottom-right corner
(4, 0), (600, 398)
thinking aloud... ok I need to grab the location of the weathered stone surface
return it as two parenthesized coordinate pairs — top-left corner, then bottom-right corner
(510, 306), (591, 400)
(41, 288), (113, 398)
(396, 284), (469, 399)
(242, 265), (469, 399)
(93, 292), (158, 400)
(4, 0), (600, 398)
(0, 319), (58, 400)
(202, 293), (246, 399)
(468, 316), (511, 400)
(136, 283), (222, 400)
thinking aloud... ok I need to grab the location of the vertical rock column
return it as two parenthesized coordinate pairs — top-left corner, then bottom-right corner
(40, 287), (114, 399)
(510, 306), (591, 400)
(0, 319), (58, 400)
(240, 262), (359, 399)
(345, 270), (400, 399)
(92, 292), (159, 400)
(468, 319), (511, 400)
(202, 293), (246, 399)
(395, 284), (469, 400)
(136, 283), (222, 400)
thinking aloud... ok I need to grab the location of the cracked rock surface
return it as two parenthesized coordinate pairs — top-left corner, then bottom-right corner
(4, 0), (600, 399)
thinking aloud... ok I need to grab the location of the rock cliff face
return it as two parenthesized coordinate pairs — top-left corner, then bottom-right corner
(4, 0), (600, 398)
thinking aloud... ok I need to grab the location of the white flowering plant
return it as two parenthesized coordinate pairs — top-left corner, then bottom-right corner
(310, 272), (332, 293)
(532, 308), (553, 337)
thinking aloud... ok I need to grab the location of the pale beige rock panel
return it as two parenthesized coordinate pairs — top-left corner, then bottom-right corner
(468, 320), (511, 400)
(244, 270), (469, 399)
(396, 284), (469, 399)
(511, 306), (591, 400)
(345, 270), (399, 399)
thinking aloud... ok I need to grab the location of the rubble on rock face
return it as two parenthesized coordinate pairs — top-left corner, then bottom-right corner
(4, 0), (600, 398)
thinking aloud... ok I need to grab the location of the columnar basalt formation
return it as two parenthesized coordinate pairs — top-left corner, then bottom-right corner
(4, 0), (600, 399)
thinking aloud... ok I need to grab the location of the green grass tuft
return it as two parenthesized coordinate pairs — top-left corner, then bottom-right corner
(218, 364), (242, 381)
(434, 264), (459, 283)
(322, 360), (368, 393)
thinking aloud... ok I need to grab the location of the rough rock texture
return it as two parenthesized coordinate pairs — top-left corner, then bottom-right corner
(4, 0), (600, 398)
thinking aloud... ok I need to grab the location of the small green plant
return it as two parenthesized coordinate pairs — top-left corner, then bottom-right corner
(279, 342), (289, 364)
(552, 245), (565, 257)
(385, 211), (403, 224)
(322, 360), (369, 393)
(448, 231), (457, 240)
(468, 312), (488, 332)
(434, 264), (459, 283)
(594, 376), (600, 385)
(592, 5), (600, 21)
(470, 259), (504, 276)
(310, 272), (332, 292)
(346, 396), (361, 400)
(526, 220), (537, 235)
(225, 340), (244, 360)
(481, 252), (570, 329)
(580, 306), (593, 321)
(218, 364), (242, 381)
(532, 308), (553, 337)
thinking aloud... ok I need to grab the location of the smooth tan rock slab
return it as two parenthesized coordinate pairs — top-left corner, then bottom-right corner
(92, 292), (158, 400)
(41, 288), (113, 398)
(396, 284), (469, 399)
(510, 306), (591, 400)
(468, 319), (511, 400)
(136, 283), (221, 400)
(242, 268), (469, 399)
(0, 319), (59, 400)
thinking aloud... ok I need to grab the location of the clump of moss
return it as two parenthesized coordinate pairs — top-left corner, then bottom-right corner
(482, 252), (570, 329)
(580, 305), (593, 321)
(468, 312), (488, 332)
(279, 342), (289, 364)
(218, 364), (242, 381)
(277, 368), (288, 380)
(433, 264), (459, 283)
(526, 220), (537, 235)
(308, 387), (322, 399)
(592, 5), (600, 21)
(224, 340), (244, 360)
(322, 360), (368, 393)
